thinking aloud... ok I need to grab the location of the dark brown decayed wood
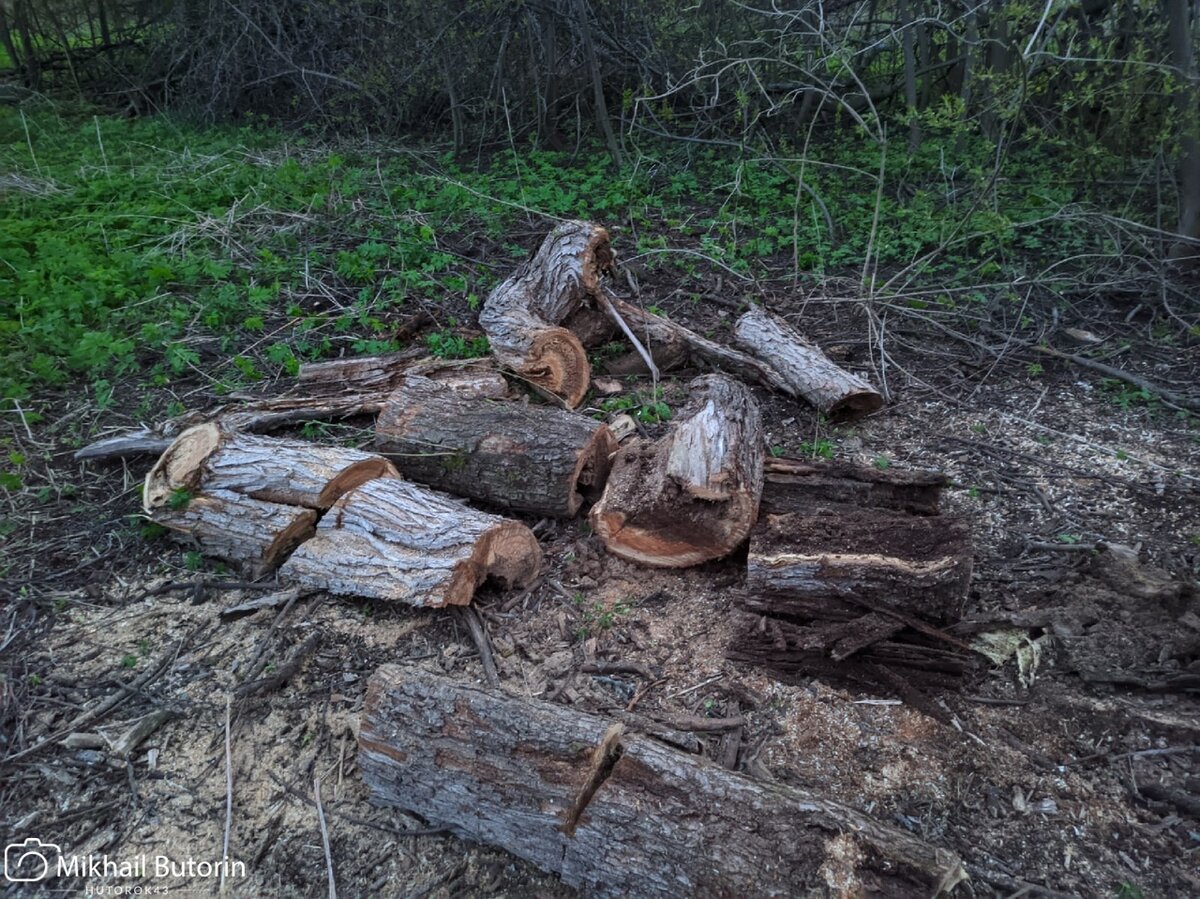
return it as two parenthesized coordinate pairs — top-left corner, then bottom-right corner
(763, 456), (946, 516)
(745, 503), (972, 622)
(590, 374), (764, 568)
(375, 375), (616, 517)
(279, 478), (542, 607)
(359, 665), (968, 898)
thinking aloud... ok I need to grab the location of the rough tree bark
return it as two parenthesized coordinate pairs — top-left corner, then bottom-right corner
(359, 665), (968, 898)
(763, 456), (946, 516)
(479, 220), (614, 407)
(143, 424), (397, 512)
(148, 489), (316, 579)
(591, 374), (763, 567)
(279, 478), (541, 607)
(746, 504), (972, 622)
(734, 305), (882, 419)
(375, 375), (617, 517)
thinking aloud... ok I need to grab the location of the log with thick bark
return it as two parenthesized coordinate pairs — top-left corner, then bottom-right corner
(590, 374), (763, 567)
(359, 665), (968, 898)
(143, 423), (397, 512)
(279, 478), (541, 606)
(763, 456), (946, 516)
(735, 305), (883, 419)
(150, 489), (316, 578)
(374, 376), (616, 517)
(746, 503), (972, 621)
(479, 221), (613, 407)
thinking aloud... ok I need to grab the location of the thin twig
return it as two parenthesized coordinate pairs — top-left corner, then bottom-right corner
(221, 696), (233, 894)
(314, 774), (338, 899)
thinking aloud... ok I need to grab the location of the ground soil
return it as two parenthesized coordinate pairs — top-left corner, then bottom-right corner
(2, 258), (1198, 898)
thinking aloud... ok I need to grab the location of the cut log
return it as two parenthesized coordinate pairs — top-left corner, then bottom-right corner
(763, 456), (946, 516)
(359, 665), (968, 898)
(374, 375), (617, 517)
(746, 504), (972, 622)
(279, 478), (541, 607)
(735, 305), (883, 419)
(143, 423), (398, 512)
(590, 374), (763, 567)
(150, 489), (316, 579)
(75, 356), (507, 462)
(479, 221), (614, 407)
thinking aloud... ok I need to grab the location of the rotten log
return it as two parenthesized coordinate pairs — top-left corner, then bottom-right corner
(735, 305), (883, 419)
(279, 478), (541, 607)
(143, 424), (397, 513)
(359, 665), (968, 898)
(763, 455), (946, 516)
(746, 504), (972, 622)
(591, 374), (763, 567)
(374, 375), (617, 517)
(479, 221), (614, 407)
(149, 489), (316, 579)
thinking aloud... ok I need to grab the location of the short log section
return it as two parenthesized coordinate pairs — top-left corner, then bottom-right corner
(734, 305), (883, 419)
(149, 489), (316, 579)
(375, 375), (617, 518)
(479, 221), (614, 407)
(143, 423), (398, 512)
(359, 665), (968, 898)
(590, 374), (763, 567)
(279, 478), (542, 607)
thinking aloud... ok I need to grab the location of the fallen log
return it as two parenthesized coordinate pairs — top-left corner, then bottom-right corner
(375, 376), (617, 517)
(735, 305), (882, 419)
(591, 374), (763, 567)
(479, 221), (613, 407)
(359, 665), (968, 898)
(279, 478), (541, 607)
(143, 424), (397, 512)
(763, 456), (946, 516)
(745, 504), (972, 621)
(149, 489), (316, 579)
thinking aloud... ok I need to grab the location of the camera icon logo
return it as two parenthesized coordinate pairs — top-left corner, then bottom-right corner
(4, 838), (60, 882)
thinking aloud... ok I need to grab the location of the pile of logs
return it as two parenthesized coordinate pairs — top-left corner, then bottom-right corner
(79, 220), (981, 895)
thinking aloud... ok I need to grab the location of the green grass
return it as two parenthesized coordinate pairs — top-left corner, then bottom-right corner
(0, 104), (1150, 412)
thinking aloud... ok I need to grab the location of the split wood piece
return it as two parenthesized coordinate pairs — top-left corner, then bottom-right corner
(143, 423), (398, 513)
(375, 375), (617, 518)
(591, 374), (763, 568)
(479, 221), (614, 407)
(359, 665), (968, 898)
(763, 456), (946, 516)
(735, 305), (883, 419)
(746, 504), (972, 622)
(151, 489), (316, 579)
(279, 478), (541, 607)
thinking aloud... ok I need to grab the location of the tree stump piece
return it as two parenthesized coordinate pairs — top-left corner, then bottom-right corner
(591, 374), (763, 567)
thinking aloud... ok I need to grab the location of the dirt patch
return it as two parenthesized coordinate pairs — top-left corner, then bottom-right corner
(2, 286), (1199, 896)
